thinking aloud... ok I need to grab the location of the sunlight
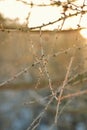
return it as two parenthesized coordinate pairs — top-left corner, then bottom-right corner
(0, 0), (87, 30)
(0, 0), (29, 24)
(80, 29), (87, 39)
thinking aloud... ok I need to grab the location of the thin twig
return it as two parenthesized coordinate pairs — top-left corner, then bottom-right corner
(55, 57), (74, 123)
(61, 89), (87, 101)
(0, 61), (40, 87)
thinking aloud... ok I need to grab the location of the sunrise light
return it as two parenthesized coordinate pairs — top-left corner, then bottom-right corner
(0, 0), (87, 31)
(80, 29), (87, 39)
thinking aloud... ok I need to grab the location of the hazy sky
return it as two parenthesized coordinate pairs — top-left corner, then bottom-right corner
(0, 0), (87, 30)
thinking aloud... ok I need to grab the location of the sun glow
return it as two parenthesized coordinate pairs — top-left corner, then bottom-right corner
(80, 29), (87, 39)
(0, 0), (87, 30)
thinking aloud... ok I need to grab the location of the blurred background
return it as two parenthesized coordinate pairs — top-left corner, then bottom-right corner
(0, 0), (87, 130)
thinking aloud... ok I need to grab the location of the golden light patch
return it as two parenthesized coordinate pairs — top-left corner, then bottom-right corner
(80, 29), (87, 39)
